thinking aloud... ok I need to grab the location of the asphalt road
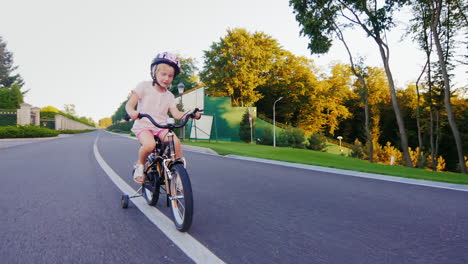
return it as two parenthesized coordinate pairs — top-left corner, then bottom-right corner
(1, 130), (467, 264)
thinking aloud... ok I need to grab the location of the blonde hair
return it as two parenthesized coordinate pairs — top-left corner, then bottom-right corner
(153, 63), (175, 76)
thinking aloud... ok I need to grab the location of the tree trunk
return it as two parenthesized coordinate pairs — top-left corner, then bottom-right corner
(426, 43), (436, 171)
(376, 42), (413, 167)
(336, 27), (374, 162)
(363, 87), (374, 162)
(415, 62), (427, 168)
(431, 0), (467, 174)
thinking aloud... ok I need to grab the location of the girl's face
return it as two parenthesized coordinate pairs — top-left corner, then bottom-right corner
(155, 64), (175, 88)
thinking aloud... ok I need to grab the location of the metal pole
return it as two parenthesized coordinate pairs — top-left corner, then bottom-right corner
(337, 136), (343, 152)
(177, 82), (185, 142)
(273, 97), (283, 147)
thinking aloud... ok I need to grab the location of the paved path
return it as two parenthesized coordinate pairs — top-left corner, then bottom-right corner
(1, 131), (467, 263)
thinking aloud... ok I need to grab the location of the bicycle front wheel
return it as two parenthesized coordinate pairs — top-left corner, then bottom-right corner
(169, 163), (193, 232)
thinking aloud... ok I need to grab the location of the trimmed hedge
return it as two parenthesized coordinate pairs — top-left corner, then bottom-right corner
(0, 126), (94, 138)
(0, 125), (60, 138)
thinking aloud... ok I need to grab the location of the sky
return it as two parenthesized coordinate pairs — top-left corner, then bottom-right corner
(1, 0), (466, 122)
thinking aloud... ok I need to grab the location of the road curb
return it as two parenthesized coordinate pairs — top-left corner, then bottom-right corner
(225, 155), (468, 192)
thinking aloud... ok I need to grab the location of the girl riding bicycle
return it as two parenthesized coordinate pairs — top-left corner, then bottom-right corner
(126, 52), (200, 183)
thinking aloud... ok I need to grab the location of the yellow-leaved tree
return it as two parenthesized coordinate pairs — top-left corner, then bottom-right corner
(200, 28), (283, 107)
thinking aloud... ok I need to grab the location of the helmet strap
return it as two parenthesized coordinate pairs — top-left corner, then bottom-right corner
(152, 78), (161, 87)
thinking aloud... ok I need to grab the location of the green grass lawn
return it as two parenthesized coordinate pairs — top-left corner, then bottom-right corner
(183, 140), (468, 185)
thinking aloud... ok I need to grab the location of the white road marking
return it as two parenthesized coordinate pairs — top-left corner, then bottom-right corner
(93, 135), (225, 264)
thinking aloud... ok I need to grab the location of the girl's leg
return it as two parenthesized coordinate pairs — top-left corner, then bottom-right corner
(137, 130), (157, 164)
(133, 130), (156, 183)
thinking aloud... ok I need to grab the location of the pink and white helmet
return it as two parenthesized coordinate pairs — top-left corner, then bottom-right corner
(150, 52), (181, 77)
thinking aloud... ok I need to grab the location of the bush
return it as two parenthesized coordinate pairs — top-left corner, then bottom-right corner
(306, 133), (327, 152)
(277, 127), (306, 149)
(0, 125), (60, 138)
(350, 139), (365, 159)
(258, 127), (273, 145)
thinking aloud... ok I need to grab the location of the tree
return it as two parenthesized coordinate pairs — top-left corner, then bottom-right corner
(317, 63), (353, 135)
(63, 104), (77, 117)
(0, 36), (24, 87)
(99, 117), (112, 129)
(333, 24), (375, 161)
(256, 50), (320, 128)
(200, 28), (283, 106)
(290, 0), (414, 167)
(112, 99), (128, 123)
(41, 105), (60, 113)
(239, 109), (254, 143)
(428, 0), (466, 174)
(0, 83), (23, 108)
(171, 56), (200, 96)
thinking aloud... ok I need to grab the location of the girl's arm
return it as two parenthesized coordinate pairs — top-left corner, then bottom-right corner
(169, 106), (201, 120)
(125, 93), (139, 120)
(169, 106), (187, 120)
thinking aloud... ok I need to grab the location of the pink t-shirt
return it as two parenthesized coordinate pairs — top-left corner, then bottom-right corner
(130, 81), (176, 134)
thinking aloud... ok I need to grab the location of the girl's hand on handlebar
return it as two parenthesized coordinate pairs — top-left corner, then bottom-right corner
(188, 108), (202, 120)
(129, 111), (140, 120)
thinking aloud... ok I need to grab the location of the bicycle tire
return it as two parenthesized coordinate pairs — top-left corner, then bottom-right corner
(142, 169), (160, 206)
(168, 163), (193, 232)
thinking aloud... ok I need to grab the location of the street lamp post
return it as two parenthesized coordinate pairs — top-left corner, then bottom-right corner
(337, 136), (343, 152)
(178, 82), (185, 141)
(273, 97), (283, 147)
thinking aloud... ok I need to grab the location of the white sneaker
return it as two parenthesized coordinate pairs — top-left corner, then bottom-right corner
(133, 163), (144, 183)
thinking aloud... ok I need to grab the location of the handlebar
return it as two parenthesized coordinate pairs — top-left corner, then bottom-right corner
(124, 108), (203, 129)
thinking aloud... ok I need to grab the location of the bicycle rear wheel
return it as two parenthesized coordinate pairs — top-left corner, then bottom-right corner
(142, 170), (160, 206)
(169, 163), (193, 232)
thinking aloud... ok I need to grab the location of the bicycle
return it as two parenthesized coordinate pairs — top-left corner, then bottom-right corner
(120, 108), (202, 232)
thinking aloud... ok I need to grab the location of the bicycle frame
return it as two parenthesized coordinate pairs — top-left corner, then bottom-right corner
(130, 110), (200, 204)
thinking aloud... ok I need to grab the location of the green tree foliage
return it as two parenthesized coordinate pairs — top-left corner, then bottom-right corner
(112, 99), (128, 123)
(200, 28), (283, 106)
(171, 56), (200, 96)
(0, 36), (24, 87)
(0, 83), (23, 108)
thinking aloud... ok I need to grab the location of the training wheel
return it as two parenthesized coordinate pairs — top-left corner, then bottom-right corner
(121, 194), (129, 209)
